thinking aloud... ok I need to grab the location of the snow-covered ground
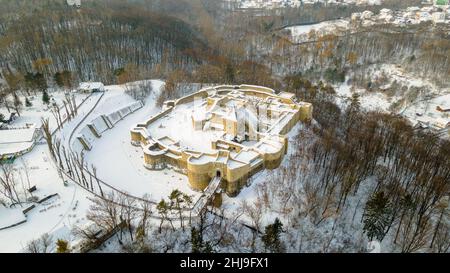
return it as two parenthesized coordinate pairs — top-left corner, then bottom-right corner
(82, 81), (201, 202)
(332, 64), (450, 135)
(0, 80), (200, 252)
(402, 93), (450, 130)
(0, 133), (92, 252)
(0, 206), (26, 230)
(334, 79), (394, 112)
(285, 19), (349, 43)
(1, 76), (445, 252)
(1, 79), (313, 252)
(0, 85), (108, 252)
(0, 91), (89, 133)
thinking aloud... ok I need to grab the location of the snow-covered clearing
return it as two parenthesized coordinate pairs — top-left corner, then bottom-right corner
(285, 19), (349, 43)
(82, 81), (201, 201)
(0, 87), (105, 252)
(0, 206), (26, 230)
(0, 143), (92, 252)
(402, 93), (450, 129)
(334, 79), (395, 112)
(0, 79), (201, 252)
(0, 90), (89, 132)
(334, 64), (450, 134)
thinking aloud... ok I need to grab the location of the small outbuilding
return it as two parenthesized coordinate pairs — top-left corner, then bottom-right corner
(77, 82), (105, 93)
(0, 123), (39, 160)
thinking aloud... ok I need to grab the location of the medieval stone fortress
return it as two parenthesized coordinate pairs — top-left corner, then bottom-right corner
(130, 85), (312, 202)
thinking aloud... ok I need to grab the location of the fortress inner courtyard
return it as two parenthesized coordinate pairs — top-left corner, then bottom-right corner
(131, 85), (313, 199)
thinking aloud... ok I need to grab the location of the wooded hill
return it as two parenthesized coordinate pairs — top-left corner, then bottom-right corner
(0, 0), (208, 83)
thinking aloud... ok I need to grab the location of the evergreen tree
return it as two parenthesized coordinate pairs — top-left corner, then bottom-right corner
(203, 242), (213, 253)
(56, 239), (69, 253)
(24, 72), (35, 91)
(169, 189), (186, 231)
(156, 199), (171, 233)
(190, 227), (213, 253)
(54, 71), (73, 89)
(25, 97), (32, 107)
(261, 218), (285, 253)
(42, 90), (50, 105)
(0, 113), (5, 122)
(191, 227), (202, 253)
(345, 92), (361, 131)
(225, 63), (235, 84)
(35, 73), (47, 92)
(363, 191), (393, 242)
(25, 72), (47, 92)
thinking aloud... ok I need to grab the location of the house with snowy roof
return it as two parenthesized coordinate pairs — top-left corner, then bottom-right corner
(0, 124), (40, 160)
(77, 82), (105, 93)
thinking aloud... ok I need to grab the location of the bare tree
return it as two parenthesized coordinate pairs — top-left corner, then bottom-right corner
(41, 118), (55, 159)
(50, 104), (63, 130)
(86, 192), (122, 241)
(136, 194), (152, 243)
(119, 195), (138, 242)
(0, 163), (22, 205)
(25, 233), (53, 253)
(20, 159), (32, 195)
(397, 215), (432, 253)
(241, 200), (263, 252)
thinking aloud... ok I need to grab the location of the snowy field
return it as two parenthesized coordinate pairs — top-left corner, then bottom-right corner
(333, 64), (450, 134)
(0, 85), (108, 252)
(0, 90), (90, 133)
(82, 81), (201, 201)
(334, 78), (395, 112)
(0, 135), (93, 252)
(285, 19), (349, 43)
(402, 93), (450, 128)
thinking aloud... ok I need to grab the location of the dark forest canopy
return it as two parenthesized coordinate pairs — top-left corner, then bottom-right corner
(0, 0), (210, 83)
(0, 0), (448, 87)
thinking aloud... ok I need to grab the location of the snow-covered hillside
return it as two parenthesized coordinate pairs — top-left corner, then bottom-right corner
(0, 80), (168, 252)
(334, 64), (450, 137)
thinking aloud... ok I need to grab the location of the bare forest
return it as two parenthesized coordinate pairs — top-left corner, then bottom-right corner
(0, 0), (449, 253)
